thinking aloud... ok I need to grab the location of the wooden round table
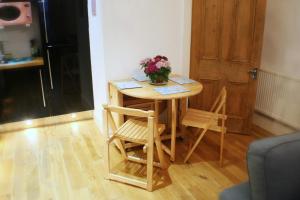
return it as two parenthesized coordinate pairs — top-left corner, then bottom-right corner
(111, 78), (203, 161)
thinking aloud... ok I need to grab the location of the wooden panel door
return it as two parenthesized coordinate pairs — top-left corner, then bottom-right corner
(190, 0), (267, 134)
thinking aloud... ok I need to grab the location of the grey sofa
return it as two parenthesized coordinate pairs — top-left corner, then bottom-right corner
(220, 132), (300, 200)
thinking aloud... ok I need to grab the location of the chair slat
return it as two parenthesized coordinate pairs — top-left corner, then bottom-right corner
(130, 120), (146, 139)
(103, 104), (154, 118)
(115, 119), (164, 144)
(187, 108), (227, 120)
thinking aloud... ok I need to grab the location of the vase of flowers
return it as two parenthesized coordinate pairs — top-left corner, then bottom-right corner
(140, 55), (171, 85)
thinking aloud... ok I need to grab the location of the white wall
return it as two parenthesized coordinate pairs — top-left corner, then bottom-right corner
(88, 0), (192, 130)
(88, 0), (108, 129)
(256, 0), (300, 131)
(102, 0), (192, 80)
(261, 0), (300, 79)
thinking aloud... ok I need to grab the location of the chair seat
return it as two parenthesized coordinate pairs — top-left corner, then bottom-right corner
(115, 119), (165, 144)
(182, 109), (223, 132)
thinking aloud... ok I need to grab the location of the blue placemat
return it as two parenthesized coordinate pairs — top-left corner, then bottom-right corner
(154, 85), (190, 95)
(115, 81), (142, 90)
(169, 76), (196, 85)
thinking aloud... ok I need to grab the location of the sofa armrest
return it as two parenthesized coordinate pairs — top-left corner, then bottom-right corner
(219, 182), (251, 200)
(247, 132), (300, 200)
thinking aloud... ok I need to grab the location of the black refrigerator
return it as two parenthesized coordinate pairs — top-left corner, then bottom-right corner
(38, 0), (94, 116)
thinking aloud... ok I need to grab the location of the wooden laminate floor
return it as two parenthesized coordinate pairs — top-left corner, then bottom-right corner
(0, 119), (263, 200)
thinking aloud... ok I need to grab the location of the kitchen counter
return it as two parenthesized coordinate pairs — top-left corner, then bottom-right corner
(0, 57), (44, 71)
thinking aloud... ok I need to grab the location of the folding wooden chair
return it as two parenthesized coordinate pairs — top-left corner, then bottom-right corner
(103, 105), (167, 191)
(182, 87), (227, 166)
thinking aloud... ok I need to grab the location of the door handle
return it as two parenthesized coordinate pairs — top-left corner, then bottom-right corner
(248, 68), (258, 80)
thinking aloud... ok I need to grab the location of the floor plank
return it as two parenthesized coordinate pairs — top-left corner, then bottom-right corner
(0, 119), (263, 200)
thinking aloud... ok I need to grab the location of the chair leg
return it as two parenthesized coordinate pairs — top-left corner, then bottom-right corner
(219, 128), (226, 167)
(103, 109), (110, 179)
(184, 128), (208, 163)
(155, 136), (167, 169)
(104, 139), (110, 179)
(220, 103), (226, 167)
(146, 140), (154, 191)
(115, 138), (128, 160)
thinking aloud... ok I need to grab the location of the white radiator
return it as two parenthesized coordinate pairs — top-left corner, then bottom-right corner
(255, 69), (300, 129)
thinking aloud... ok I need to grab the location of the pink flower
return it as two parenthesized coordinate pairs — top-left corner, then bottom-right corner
(154, 55), (168, 62)
(156, 61), (164, 69)
(140, 58), (151, 65)
(162, 56), (168, 61)
(156, 60), (170, 69)
(141, 55), (171, 75)
(154, 56), (161, 62)
(145, 64), (159, 74)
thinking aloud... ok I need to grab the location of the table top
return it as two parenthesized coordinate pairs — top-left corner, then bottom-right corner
(110, 76), (203, 100)
(0, 57), (44, 71)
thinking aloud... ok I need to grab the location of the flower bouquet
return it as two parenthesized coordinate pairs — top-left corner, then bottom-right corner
(140, 55), (171, 85)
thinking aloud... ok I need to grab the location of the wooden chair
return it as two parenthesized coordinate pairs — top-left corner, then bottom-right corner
(103, 105), (167, 191)
(182, 87), (227, 166)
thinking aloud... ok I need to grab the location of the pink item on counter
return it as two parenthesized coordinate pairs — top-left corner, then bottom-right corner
(0, 2), (32, 27)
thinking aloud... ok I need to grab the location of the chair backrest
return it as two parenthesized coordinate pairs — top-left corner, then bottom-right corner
(103, 104), (154, 118)
(102, 104), (155, 133)
(247, 132), (300, 200)
(210, 87), (227, 115)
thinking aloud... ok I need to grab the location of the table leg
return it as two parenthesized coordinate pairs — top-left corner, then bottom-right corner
(179, 98), (188, 135)
(154, 100), (167, 168)
(154, 100), (159, 124)
(167, 100), (172, 131)
(39, 69), (46, 107)
(171, 99), (177, 161)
